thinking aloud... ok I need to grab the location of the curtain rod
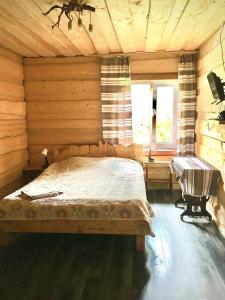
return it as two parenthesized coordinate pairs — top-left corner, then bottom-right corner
(90, 50), (199, 58)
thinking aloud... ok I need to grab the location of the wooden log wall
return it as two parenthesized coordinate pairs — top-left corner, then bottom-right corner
(23, 53), (178, 166)
(130, 52), (178, 80)
(23, 56), (102, 166)
(0, 47), (28, 197)
(196, 26), (225, 237)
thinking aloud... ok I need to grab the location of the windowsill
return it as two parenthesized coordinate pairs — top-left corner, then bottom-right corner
(144, 149), (177, 156)
(152, 150), (177, 156)
(144, 150), (177, 163)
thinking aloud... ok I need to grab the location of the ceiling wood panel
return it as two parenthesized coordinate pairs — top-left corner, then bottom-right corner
(167, 0), (214, 51)
(105, 0), (136, 53)
(145, 0), (175, 52)
(80, 10), (110, 54)
(199, 26), (225, 58)
(0, 1), (60, 56)
(92, 0), (121, 53)
(0, 27), (38, 57)
(0, 0), (77, 56)
(129, 0), (149, 52)
(0, 9), (56, 57)
(0, 0), (224, 57)
(182, 0), (225, 50)
(184, 0), (225, 50)
(157, 0), (188, 50)
(19, 0), (80, 55)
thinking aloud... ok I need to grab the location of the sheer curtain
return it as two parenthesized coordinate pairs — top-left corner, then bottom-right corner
(177, 54), (197, 156)
(101, 56), (132, 145)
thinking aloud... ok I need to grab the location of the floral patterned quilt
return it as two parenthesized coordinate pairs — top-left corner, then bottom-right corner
(1, 157), (154, 233)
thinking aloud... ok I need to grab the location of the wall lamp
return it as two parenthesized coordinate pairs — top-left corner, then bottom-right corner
(41, 148), (49, 169)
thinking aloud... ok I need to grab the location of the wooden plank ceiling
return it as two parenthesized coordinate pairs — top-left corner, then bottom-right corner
(0, 0), (224, 57)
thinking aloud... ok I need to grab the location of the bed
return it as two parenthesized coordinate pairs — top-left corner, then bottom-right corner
(0, 143), (154, 251)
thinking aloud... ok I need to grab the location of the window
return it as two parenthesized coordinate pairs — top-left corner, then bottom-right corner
(131, 80), (178, 153)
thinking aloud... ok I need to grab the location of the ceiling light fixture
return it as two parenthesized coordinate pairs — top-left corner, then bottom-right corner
(43, 0), (95, 32)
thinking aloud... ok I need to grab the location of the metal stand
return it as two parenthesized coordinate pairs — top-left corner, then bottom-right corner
(177, 195), (212, 221)
(175, 195), (186, 207)
(42, 156), (49, 169)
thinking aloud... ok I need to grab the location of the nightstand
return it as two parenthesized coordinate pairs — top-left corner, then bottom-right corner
(23, 166), (44, 184)
(144, 160), (172, 190)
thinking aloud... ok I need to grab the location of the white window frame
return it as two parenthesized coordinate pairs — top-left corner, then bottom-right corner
(151, 81), (178, 150)
(131, 80), (178, 151)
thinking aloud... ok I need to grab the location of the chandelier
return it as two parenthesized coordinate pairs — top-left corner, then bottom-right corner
(43, 0), (96, 32)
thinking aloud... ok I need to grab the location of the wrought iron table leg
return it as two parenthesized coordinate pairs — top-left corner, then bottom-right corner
(175, 195), (186, 208)
(180, 195), (212, 221)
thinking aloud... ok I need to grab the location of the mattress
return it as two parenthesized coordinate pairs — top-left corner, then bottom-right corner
(1, 157), (154, 230)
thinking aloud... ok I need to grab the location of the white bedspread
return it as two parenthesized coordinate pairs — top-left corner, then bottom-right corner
(1, 157), (154, 231)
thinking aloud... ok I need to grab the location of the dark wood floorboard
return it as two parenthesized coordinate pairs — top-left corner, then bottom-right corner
(0, 190), (225, 300)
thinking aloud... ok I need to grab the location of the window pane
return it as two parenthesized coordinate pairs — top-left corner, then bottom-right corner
(131, 84), (151, 146)
(156, 86), (174, 144)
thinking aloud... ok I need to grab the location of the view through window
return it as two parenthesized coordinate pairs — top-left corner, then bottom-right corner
(131, 81), (177, 151)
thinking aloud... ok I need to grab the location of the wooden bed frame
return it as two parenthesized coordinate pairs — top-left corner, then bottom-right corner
(0, 142), (152, 251)
(53, 141), (143, 163)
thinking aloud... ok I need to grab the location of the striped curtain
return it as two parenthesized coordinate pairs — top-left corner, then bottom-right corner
(101, 56), (132, 145)
(177, 54), (197, 156)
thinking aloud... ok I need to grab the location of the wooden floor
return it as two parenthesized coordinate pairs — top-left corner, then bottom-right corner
(0, 190), (225, 300)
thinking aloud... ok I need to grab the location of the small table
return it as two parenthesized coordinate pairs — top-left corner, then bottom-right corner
(170, 157), (221, 221)
(144, 160), (172, 190)
(23, 166), (44, 184)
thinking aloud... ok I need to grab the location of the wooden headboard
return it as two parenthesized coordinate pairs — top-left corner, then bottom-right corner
(53, 142), (143, 163)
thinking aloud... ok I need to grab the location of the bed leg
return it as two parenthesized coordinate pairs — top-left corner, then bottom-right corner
(0, 233), (19, 247)
(136, 235), (145, 251)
